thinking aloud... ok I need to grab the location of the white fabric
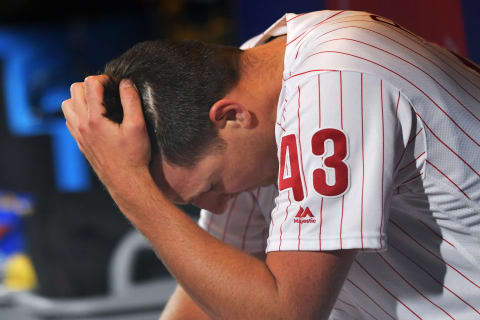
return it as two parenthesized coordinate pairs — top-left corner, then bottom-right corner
(199, 11), (480, 319)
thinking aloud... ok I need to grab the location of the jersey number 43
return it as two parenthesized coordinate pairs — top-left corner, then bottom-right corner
(279, 128), (350, 201)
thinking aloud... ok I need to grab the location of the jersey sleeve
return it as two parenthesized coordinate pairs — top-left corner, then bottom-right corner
(198, 186), (277, 253)
(267, 71), (411, 252)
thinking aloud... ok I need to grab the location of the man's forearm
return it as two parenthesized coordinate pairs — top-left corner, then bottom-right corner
(110, 171), (283, 319)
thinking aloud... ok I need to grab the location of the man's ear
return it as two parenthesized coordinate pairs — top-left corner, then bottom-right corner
(209, 99), (252, 129)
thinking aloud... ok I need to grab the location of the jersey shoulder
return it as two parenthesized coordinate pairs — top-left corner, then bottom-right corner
(283, 10), (430, 81)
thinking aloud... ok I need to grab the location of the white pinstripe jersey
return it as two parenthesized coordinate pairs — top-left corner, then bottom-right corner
(199, 11), (480, 319)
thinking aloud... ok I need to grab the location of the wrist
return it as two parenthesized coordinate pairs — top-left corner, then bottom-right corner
(108, 166), (158, 209)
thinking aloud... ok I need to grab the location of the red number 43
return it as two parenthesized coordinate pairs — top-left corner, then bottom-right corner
(278, 128), (350, 201)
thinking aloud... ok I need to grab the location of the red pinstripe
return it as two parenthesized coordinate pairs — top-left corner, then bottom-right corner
(276, 121), (286, 132)
(297, 218), (301, 251)
(287, 10), (345, 47)
(346, 278), (396, 320)
(360, 73), (365, 249)
(377, 253), (456, 319)
(338, 298), (379, 320)
(303, 50), (480, 149)
(327, 13), (371, 25)
(278, 191), (292, 251)
(328, 13), (372, 25)
(395, 128), (424, 170)
(222, 196), (238, 241)
(308, 23), (480, 103)
(380, 81), (385, 249)
(296, 45), (480, 190)
(297, 86), (309, 198)
(268, 195), (279, 249)
(426, 160), (471, 200)
(391, 220), (480, 288)
(284, 69), (339, 81)
(255, 186), (261, 202)
(336, 298), (357, 310)
(395, 91), (401, 116)
(340, 197), (344, 249)
(339, 71), (344, 249)
(340, 71), (344, 128)
(390, 243), (480, 315)
(295, 11), (347, 48)
(355, 259), (423, 319)
(312, 37), (480, 124)
(241, 192), (257, 251)
(287, 30), (308, 47)
(433, 46), (480, 85)
(399, 172), (423, 186)
(382, 22), (480, 90)
(398, 152), (426, 172)
(271, 196), (279, 227)
(318, 74), (323, 251)
(416, 219), (455, 248)
(332, 307), (348, 320)
(262, 188), (271, 249)
(280, 100), (288, 124)
(207, 212), (214, 233)
(318, 74), (321, 127)
(319, 198), (323, 250)
(286, 12), (308, 23)
(408, 23), (480, 90)
(417, 112), (480, 179)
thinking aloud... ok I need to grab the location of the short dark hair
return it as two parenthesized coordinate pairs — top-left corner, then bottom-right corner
(102, 39), (242, 167)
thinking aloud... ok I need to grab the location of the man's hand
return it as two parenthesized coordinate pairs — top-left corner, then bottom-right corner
(62, 76), (151, 192)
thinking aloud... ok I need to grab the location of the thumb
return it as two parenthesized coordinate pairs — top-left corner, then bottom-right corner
(119, 79), (145, 126)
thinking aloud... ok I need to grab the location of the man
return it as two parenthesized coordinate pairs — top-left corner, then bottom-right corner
(62, 10), (480, 319)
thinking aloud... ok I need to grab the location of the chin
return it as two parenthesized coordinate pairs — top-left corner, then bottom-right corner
(196, 194), (233, 214)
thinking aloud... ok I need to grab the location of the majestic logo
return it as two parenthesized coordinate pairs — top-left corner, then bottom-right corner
(294, 206), (316, 224)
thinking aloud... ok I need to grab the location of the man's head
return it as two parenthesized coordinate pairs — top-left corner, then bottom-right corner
(102, 38), (283, 212)
(103, 39), (241, 166)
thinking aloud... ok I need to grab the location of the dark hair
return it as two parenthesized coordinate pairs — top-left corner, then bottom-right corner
(102, 39), (242, 167)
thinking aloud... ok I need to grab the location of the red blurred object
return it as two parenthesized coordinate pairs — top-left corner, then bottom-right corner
(0, 225), (10, 238)
(326, 0), (468, 56)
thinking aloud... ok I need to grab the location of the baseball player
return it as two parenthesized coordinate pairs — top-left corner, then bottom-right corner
(63, 10), (480, 319)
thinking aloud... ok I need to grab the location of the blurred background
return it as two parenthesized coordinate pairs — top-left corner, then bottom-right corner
(0, 0), (478, 319)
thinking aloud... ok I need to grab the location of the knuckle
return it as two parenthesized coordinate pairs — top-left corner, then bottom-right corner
(70, 82), (82, 93)
(61, 99), (71, 111)
(85, 74), (106, 87)
(84, 76), (95, 88)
